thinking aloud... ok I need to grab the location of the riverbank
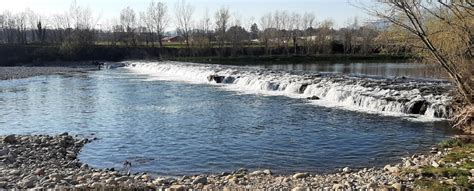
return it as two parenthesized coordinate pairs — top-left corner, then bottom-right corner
(0, 62), (98, 80)
(1, 134), (473, 190)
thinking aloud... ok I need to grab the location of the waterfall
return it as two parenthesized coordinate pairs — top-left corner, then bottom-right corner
(124, 61), (453, 121)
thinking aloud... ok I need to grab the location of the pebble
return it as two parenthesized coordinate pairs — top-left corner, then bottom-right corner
(292, 172), (309, 179)
(0, 134), (464, 190)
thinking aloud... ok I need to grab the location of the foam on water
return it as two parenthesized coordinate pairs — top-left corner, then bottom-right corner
(123, 61), (453, 121)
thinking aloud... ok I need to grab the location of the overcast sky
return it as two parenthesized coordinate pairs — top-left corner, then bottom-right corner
(0, 0), (375, 29)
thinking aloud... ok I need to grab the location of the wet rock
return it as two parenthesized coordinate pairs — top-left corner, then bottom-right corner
(299, 84), (309, 93)
(263, 169), (272, 175)
(192, 176), (207, 185)
(342, 167), (351, 172)
(207, 75), (225, 83)
(59, 132), (69, 136)
(249, 170), (265, 176)
(306, 95), (320, 100)
(3, 135), (17, 144)
(293, 172), (309, 179)
(408, 100), (428, 115)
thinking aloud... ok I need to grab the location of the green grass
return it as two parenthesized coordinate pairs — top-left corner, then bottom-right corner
(409, 139), (474, 190)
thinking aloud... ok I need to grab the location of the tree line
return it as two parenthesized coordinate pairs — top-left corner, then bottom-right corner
(0, 0), (393, 57)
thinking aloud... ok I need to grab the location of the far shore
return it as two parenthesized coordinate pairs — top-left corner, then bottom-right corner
(1, 133), (473, 190)
(0, 61), (99, 80)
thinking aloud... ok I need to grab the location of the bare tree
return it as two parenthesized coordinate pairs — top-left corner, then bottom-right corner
(363, 1), (473, 131)
(215, 7), (230, 55)
(301, 12), (315, 55)
(290, 12), (302, 55)
(175, 0), (194, 50)
(120, 6), (137, 46)
(259, 13), (274, 55)
(145, 0), (168, 47)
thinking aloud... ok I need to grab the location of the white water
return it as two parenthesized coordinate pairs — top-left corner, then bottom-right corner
(123, 61), (453, 121)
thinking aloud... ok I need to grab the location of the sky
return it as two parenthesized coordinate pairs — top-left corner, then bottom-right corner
(0, 0), (375, 30)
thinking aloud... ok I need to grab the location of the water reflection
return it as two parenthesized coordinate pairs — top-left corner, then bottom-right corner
(255, 62), (448, 79)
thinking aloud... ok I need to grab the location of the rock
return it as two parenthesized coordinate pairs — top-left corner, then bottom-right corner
(59, 132), (68, 136)
(49, 173), (63, 181)
(3, 135), (16, 144)
(292, 172), (309, 179)
(0, 181), (6, 188)
(263, 169), (272, 175)
(332, 183), (345, 190)
(10, 169), (21, 176)
(299, 84), (309, 93)
(207, 75), (225, 83)
(408, 100), (428, 115)
(391, 182), (403, 191)
(169, 184), (187, 191)
(192, 176), (208, 185)
(470, 169), (474, 176)
(18, 175), (37, 188)
(115, 176), (132, 182)
(292, 186), (308, 191)
(404, 160), (413, 167)
(342, 167), (351, 172)
(249, 170), (265, 176)
(233, 168), (248, 174)
(366, 182), (378, 189)
(306, 95), (320, 100)
(91, 182), (103, 188)
(34, 168), (45, 176)
(0, 148), (9, 156)
(431, 161), (440, 168)
(384, 165), (400, 173)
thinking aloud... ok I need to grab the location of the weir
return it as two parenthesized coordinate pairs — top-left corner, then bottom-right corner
(124, 61), (454, 120)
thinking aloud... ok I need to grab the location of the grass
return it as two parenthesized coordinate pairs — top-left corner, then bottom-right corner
(409, 139), (474, 190)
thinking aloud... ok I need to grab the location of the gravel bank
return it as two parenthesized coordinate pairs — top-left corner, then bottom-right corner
(0, 66), (97, 80)
(0, 134), (467, 190)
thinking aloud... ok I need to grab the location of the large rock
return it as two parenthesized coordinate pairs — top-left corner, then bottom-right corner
(298, 84), (309, 93)
(407, 100), (428, 115)
(207, 75), (226, 83)
(3, 135), (16, 144)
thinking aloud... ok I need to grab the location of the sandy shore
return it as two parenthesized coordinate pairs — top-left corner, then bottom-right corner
(1, 134), (470, 190)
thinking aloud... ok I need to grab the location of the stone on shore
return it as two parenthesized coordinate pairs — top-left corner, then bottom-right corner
(293, 172), (309, 179)
(3, 135), (16, 144)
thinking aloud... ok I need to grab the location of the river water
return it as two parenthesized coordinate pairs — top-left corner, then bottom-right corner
(0, 61), (458, 175)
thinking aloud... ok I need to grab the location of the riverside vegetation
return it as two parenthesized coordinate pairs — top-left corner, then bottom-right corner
(1, 133), (474, 190)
